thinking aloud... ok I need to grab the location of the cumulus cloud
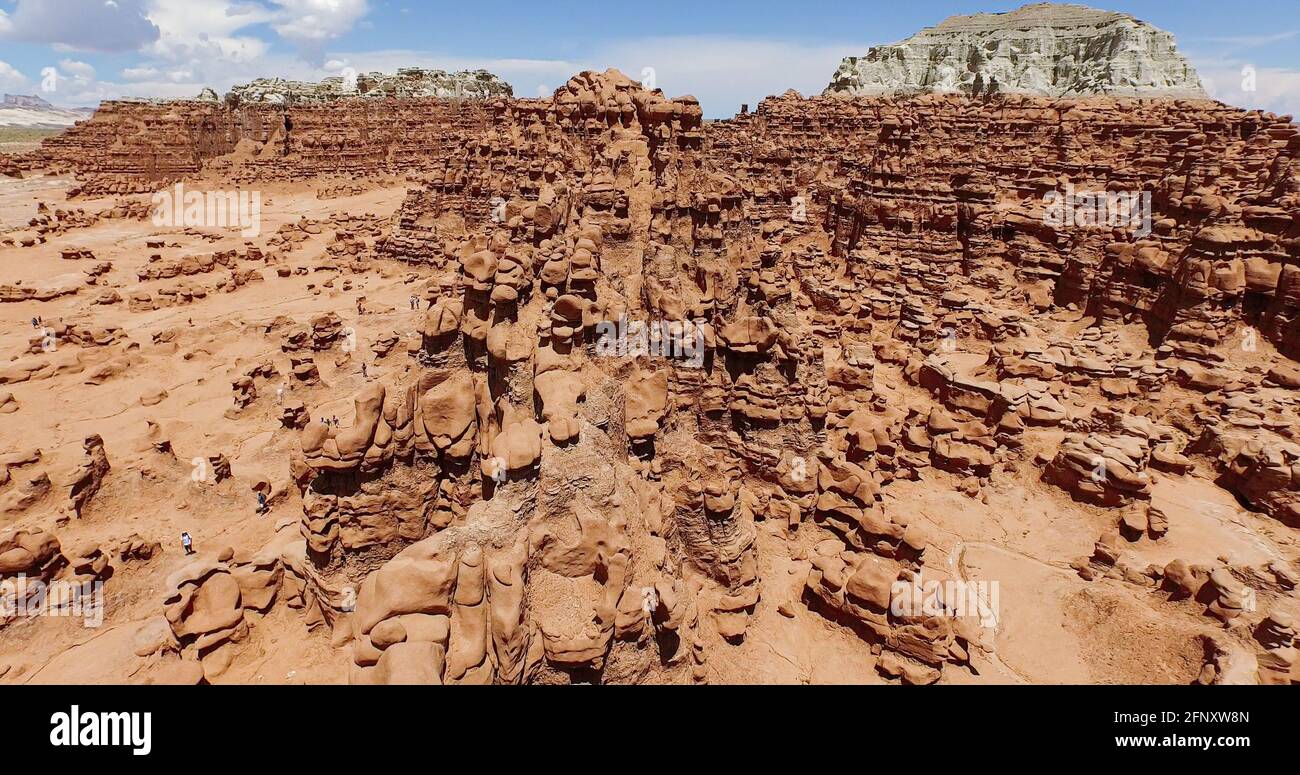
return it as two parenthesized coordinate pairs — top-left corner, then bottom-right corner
(142, 0), (272, 64)
(0, 0), (160, 52)
(271, 0), (369, 61)
(0, 60), (32, 93)
(1198, 61), (1300, 120)
(61, 0), (371, 100)
(22, 0), (361, 105)
(59, 58), (96, 80)
(0, 0), (370, 71)
(120, 65), (162, 81)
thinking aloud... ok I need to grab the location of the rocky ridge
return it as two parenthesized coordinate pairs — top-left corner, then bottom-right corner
(222, 68), (514, 107)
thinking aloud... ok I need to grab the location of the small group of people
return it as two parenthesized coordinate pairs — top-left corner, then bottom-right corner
(181, 492), (271, 556)
(320, 415), (341, 427)
(408, 295), (421, 310)
(30, 316), (43, 329)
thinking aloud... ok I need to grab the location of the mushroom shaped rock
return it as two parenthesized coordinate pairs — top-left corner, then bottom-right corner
(422, 299), (463, 339)
(462, 250), (498, 290)
(550, 294), (587, 340)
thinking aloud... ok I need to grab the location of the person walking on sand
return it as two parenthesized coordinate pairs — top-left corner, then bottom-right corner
(256, 491), (268, 515)
(181, 532), (194, 555)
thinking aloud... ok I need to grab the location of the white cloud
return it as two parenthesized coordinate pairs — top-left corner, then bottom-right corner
(59, 59), (96, 80)
(0, 60), (32, 93)
(0, 0), (160, 52)
(51, 0), (372, 103)
(0, 0), (371, 75)
(271, 0), (369, 60)
(1198, 61), (1300, 120)
(120, 65), (161, 81)
(142, 0), (271, 64)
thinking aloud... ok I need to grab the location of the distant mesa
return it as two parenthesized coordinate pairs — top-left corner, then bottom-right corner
(4, 94), (56, 110)
(0, 94), (93, 129)
(825, 2), (1208, 99)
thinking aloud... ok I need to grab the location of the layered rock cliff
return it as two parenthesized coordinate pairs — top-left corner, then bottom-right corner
(825, 2), (1207, 99)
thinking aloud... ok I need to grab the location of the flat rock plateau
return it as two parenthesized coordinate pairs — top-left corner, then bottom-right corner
(0, 7), (1297, 685)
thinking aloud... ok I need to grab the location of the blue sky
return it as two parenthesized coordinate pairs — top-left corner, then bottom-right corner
(1, 0), (1297, 118)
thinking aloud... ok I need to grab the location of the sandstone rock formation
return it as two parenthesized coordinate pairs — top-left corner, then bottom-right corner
(1, 9), (1297, 687)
